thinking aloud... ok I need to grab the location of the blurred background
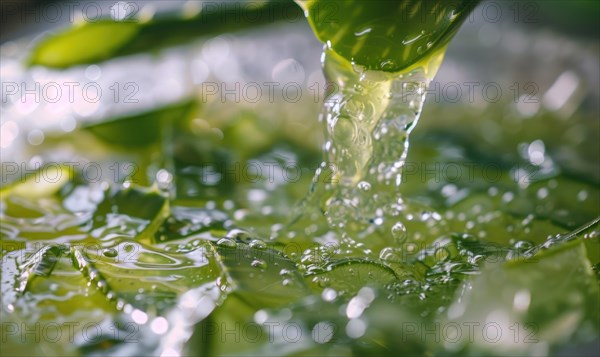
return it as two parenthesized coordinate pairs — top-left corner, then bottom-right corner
(2, 0), (599, 41)
(2, 0), (599, 180)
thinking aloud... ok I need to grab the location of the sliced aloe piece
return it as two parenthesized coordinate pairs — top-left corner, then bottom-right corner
(71, 238), (222, 315)
(28, 21), (139, 68)
(299, 0), (479, 72)
(187, 294), (268, 356)
(2, 244), (117, 355)
(305, 258), (399, 297)
(16, 245), (66, 293)
(83, 100), (198, 147)
(445, 239), (599, 355)
(28, 1), (301, 68)
(155, 206), (229, 243)
(91, 185), (169, 243)
(0, 164), (73, 199)
(216, 243), (310, 308)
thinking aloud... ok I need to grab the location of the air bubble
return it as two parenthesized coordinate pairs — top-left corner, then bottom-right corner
(216, 238), (237, 248)
(226, 228), (252, 240)
(357, 181), (371, 191)
(251, 259), (267, 269)
(322, 288), (338, 302)
(249, 239), (267, 249)
(391, 222), (407, 243)
(379, 247), (401, 263)
(514, 240), (534, 251)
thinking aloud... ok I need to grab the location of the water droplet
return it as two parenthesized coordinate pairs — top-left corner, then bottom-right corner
(321, 288), (338, 302)
(103, 248), (118, 258)
(156, 169), (173, 188)
(249, 239), (267, 249)
(357, 181), (371, 191)
(216, 238), (237, 248)
(458, 233), (478, 244)
(251, 259), (267, 269)
(150, 317), (169, 335)
(131, 309), (148, 325)
(514, 240), (534, 251)
(226, 228), (252, 240)
(391, 222), (407, 243)
(577, 190), (588, 201)
(332, 115), (357, 143)
(315, 276), (331, 288)
(434, 247), (450, 262)
(379, 247), (401, 263)
(346, 319), (367, 338)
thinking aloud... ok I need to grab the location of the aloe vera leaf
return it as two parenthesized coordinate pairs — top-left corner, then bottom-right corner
(28, 1), (301, 68)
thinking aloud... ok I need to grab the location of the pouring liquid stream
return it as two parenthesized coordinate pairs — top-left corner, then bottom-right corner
(287, 0), (479, 249)
(299, 48), (446, 244)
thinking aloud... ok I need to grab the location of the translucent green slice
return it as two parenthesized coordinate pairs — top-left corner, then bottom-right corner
(0, 163), (73, 199)
(28, 21), (139, 68)
(216, 244), (310, 308)
(17, 245), (65, 294)
(92, 185), (169, 243)
(445, 240), (599, 354)
(306, 258), (399, 296)
(71, 239), (222, 315)
(28, 2), (301, 69)
(299, 0), (479, 72)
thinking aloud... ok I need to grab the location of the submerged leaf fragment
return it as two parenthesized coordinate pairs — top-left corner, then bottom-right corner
(305, 258), (399, 297)
(92, 185), (169, 243)
(17, 245), (66, 293)
(216, 243), (310, 308)
(445, 239), (599, 355)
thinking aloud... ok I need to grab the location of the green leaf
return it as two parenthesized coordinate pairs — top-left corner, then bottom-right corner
(305, 258), (399, 297)
(301, 0), (479, 72)
(83, 100), (198, 147)
(445, 239), (600, 355)
(28, 1), (302, 68)
(0, 163), (73, 199)
(155, 206), (229, 243)
(28, 21), (139, 68)
(71, 238), (222, 315)
(2, 245), (117, 355)
(216, 243), (310, 308)
(17, 245), (66, 294)
(187, 294), (266, 356)
(92, 185), (169, 243)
